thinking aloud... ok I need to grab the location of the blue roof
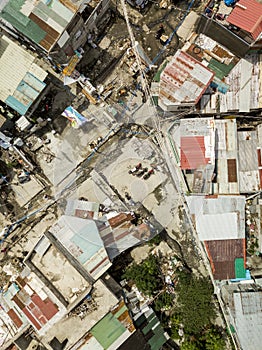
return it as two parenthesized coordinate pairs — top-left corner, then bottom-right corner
(5, 72), (46, 115)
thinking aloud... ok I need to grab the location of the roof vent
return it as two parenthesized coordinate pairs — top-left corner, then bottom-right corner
(235, 3), (247, 10)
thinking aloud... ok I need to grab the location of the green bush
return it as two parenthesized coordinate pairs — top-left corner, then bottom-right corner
(123, 255), (163, 296)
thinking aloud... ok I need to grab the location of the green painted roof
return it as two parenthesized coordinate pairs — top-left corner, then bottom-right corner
(1, 0), (46, 44)
(113, 304), (128, 319)
(149, 334), (167, 350)
(90, 312), (126, 349)
(142, 315), (159, 335)
(208, 58), (235, 80)
(235, 258), (246, 278)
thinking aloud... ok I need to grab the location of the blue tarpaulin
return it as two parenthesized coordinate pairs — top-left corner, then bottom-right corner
(224, 0), (235, 6)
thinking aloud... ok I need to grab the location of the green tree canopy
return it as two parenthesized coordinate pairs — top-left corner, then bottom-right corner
(180, 340), (199, 350)
(123, 254), (163, 296)
(154, 291), (174, 311)
(176, 272), (216, 335)
(200, 326), (226, 350)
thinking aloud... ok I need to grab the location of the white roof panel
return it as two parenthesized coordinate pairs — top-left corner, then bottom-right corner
(29, 63), (48, 82)
(186, 195), (245, 241)
(197, 212), (238, 240)
(0, 36), (46, 102)
(239, 59), (252, 112)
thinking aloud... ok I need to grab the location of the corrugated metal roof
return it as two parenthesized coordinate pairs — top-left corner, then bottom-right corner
(0, 36), (47, 114)
(0, 0), (83, 51)
(2, 275), (60, 332)
(233, 291), (262, 350)
(215, 119), (239, 194)
(205, 239), (245, 280)
(190, 33), (237, 80)
(186, 195), (246, 241)
(180, 117), (215, 137)
(49, 215), (111, 280)
(0, 36), (34, 101)
(179, 118), (216, 179)
(65, 200), (154, 261)
(179, 118), (238, 194)
(7, 309), (23, 328)
(227, 0), (262, 40)
(181, 136), (210, 170)
(238, 130), (260, 193)
(159, 50), (214, 109)
(90, 312), (127, 348)
(108, 213), (133, 228)
(66, 199), (100, 220)
(221, 53), (262, 112)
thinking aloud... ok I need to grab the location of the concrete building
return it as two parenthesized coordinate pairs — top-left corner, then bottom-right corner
(158, 49), (214, 111)
(0, 35), (47, 115)
(0, 268), (67, 337)
(47, 215), (112, 281)
(25, 234), (93, 307)
(18, 223), (136, 350)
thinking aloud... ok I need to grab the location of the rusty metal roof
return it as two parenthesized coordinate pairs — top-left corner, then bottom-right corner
(227, 0), (262, 40)
(159, 50), (214, 109)
(205, 239), (245, 280)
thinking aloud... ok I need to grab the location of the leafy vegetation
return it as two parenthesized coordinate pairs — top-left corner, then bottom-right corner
(200, 327), (226, 350)
(176, 271), (216, 334)
(123, 255), (226, 349)
(123, 255), (163, 296)
(153, 291), (173, 311)
(147, 234), (162, 246)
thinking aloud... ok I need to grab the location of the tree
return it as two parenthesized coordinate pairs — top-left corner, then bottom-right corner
(123, 254), (163, 296)
(180, 340), (199, 350)
(154, 291), (174, 311)
(200, 327), (226, 350)
(170, 313), (182, 340)
(176, 272), (216, 335)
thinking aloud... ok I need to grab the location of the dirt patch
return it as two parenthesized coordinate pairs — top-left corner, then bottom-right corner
(131, 244), (152, 263)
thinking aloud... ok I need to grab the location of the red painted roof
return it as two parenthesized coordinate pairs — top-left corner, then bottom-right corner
(31, 294), (58, 320)
(23, 306), (41, 330)
(227, 0), (262, 40)
(180, 136), (210, 170)
(7, 309), (23, 328)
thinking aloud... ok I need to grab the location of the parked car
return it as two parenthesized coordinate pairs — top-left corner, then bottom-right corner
(129, 163), (142, 174)
(143, 169), (154, 180)
(136, 167), (148, 177)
